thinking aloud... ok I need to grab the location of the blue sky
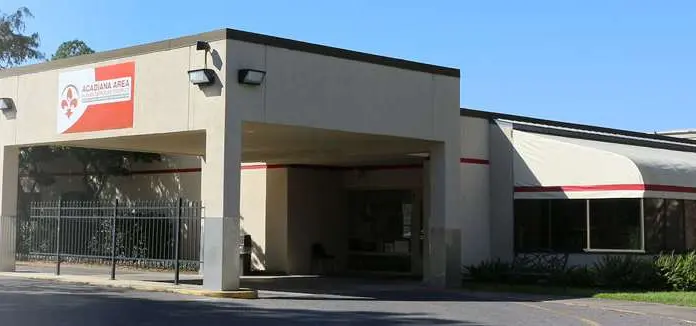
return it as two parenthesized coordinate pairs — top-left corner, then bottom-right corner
(4, 1), (696, 132)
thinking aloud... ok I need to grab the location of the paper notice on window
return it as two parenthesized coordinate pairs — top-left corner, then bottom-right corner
(402, 203), (413, 225)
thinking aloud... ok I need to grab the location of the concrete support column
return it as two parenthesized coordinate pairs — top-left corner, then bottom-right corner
(425, 142), (461, 287)
(0, 146), (18, 272)
(460, 117), (492, 266)
(201, 119), (242, 291)
(488, 121), (515, 262)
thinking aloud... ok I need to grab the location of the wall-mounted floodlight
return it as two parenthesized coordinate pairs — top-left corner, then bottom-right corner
(238, 69), (266, 86)
(0, 98), (14, 111)
(189, 41), (217, 87)
(188, 69), (216, 86)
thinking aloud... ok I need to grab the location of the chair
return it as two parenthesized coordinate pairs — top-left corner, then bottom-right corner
(310, 243), (336, 275)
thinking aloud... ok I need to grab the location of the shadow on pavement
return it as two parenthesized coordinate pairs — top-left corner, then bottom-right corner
(0, 279), (481, 326)
(153, 276), (564, 303)
(18, 261), (587, 303)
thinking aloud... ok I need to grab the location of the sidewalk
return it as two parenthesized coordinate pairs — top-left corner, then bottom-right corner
(8, 261), (447, 300)
(15, 261), (203, 282)
(4, 262), (257, 299)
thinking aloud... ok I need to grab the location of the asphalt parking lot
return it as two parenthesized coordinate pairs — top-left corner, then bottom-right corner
(1, 275), (696, 325)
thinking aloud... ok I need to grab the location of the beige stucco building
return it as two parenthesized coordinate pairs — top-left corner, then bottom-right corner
(0, 28), (462, 290)
(5, 28), (696, 291)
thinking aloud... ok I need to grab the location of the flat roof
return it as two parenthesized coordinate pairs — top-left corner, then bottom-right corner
(0, 28), (460, 78)
(461, 107), (696, 154)
(657, 129), (696, 136)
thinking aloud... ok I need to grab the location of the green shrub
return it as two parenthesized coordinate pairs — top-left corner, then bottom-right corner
(656, 252), (696, 291)
(551, 265), (596, 288)
(464, 259), (512, 283)
(592, 255), (665, 290)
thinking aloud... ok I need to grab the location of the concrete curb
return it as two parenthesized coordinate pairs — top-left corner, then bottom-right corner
(0, 272), (258, 299)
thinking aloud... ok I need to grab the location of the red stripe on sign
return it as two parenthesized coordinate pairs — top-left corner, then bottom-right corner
(460, 158), (490, 165)
(515, 184), (696, 194)
(64, 62), (135, 133)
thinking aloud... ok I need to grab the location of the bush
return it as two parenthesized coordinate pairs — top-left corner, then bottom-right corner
(656, 252), (696, 291)
(551, 265), (596, 288)
(463, 253), (696, 292)
(592, 255), (665, 290)
(464, 259), (512, 283)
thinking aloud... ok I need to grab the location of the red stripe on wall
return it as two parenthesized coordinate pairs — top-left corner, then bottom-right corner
(460, 158), (490, 165)
(351, 164), (422, 171)
(131, 164), (287, 173)
(129, 168), (201, 175)
(515, 184), (696, 194)
(25, 158), (486, 177)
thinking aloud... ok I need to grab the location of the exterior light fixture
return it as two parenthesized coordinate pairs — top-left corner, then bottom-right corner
(237, 69), (266, 86)
(0, 98), (14, 111)
(188, 40), (216, 86)
(188, 69), (216, 86)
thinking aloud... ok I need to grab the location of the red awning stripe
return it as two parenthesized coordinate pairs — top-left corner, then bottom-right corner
(515, 184), (696, 194)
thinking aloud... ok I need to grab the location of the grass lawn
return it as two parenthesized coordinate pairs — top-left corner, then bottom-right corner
(594, 292), (696, 307)
(462, 283), (696, 307)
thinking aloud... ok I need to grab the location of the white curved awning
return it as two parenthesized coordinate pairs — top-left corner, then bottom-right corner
(513, 130), (696, 200)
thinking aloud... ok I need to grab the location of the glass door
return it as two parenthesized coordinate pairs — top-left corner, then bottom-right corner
(346, 189), (421, 275)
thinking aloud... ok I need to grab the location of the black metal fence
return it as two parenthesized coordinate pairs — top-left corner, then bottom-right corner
(16, 199), (203, 284)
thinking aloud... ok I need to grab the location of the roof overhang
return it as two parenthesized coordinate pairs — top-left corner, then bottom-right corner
(0, 29), (459, 79)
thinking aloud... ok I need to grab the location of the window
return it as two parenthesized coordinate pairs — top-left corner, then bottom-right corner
(645, 199), (687, 253)
(666, 200), (685, 252)
(513, 199), (586, 253)
(514, 200), (548, 252)
(685, 201), (696, 250)
(589, 199), (642, 250)
(549, 200), (586, 251)
(513, 198), (696, 253)
(644, 199), (666, 252)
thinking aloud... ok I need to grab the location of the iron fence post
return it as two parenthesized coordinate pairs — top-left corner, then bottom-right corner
(56, 198), (62, 276)
(110, 200), (118, 280)
(174, 198), (182, 285)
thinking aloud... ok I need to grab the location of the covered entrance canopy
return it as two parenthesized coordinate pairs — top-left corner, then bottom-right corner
(0, 27), (462, 291)
(513, 129), (696, 200)
(62, 122), (435, 165)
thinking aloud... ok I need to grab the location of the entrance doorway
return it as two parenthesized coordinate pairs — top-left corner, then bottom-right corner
(346, 189), (423, 276)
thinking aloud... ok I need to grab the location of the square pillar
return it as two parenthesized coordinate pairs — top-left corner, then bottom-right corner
(0, 146), (18, 272)
(488, 121), (515, 261)
(201, 120), (242, 291)
(425, 142), (461, 287)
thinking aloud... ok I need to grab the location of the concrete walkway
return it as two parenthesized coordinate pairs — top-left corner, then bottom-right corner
(8, 262), (256, 298)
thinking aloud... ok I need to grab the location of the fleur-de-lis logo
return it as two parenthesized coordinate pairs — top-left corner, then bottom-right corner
(60, 85), (79, 118)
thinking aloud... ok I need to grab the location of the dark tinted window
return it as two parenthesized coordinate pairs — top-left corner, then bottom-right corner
(549, 200), (586, 252)
(590, 199), (641, 250)
(514, 200), (549, 252)
(686, 201), (696, 250)
(644, 198), (666, 252)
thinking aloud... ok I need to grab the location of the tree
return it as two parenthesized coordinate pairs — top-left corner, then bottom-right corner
(0, 7), (43, 68)
(51, 40), (94, 60)
(65, 148), (161, 200)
